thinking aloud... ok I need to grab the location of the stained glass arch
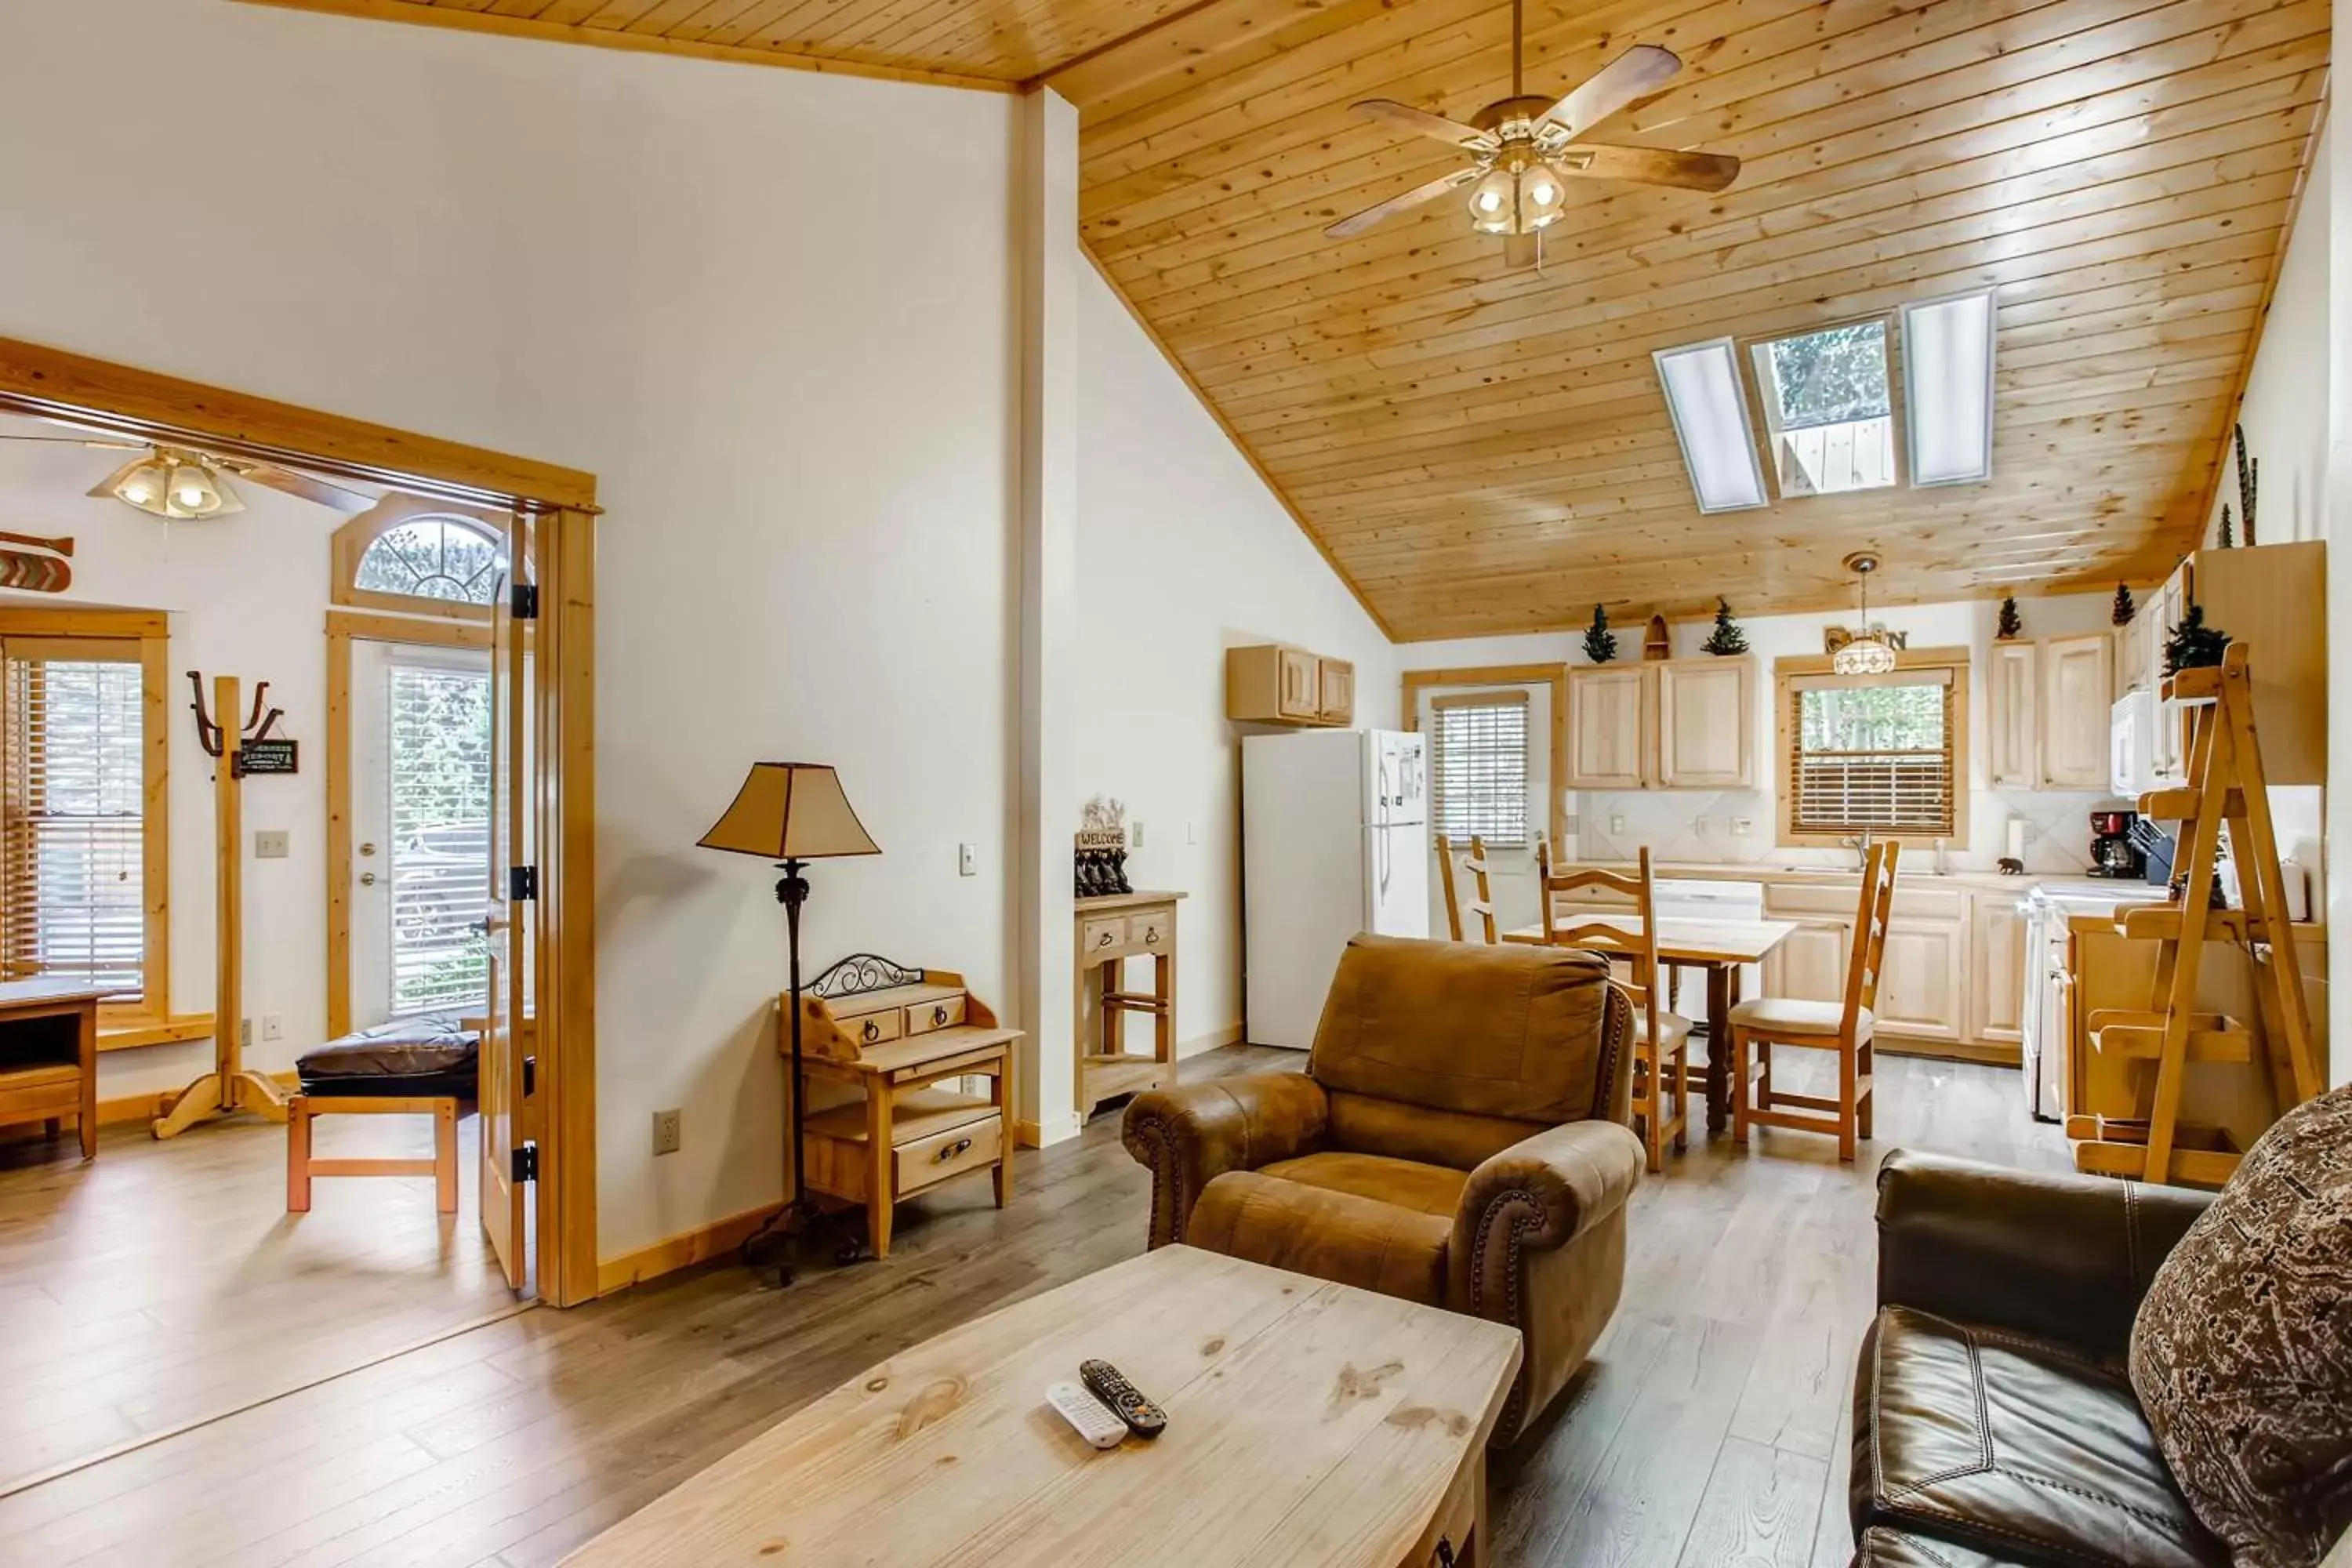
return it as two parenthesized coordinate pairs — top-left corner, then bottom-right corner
(354, 516), (504, 605)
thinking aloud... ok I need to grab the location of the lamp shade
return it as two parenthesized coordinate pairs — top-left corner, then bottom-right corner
(697, 763), (880, 861)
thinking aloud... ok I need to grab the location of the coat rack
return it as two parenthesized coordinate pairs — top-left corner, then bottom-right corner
(153, 673), (292, 1139)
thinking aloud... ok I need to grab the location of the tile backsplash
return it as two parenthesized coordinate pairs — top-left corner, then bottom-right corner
(1566, 786), (2109, 873)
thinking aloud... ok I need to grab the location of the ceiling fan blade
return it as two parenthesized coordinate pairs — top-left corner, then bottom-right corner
(1325, 166), (1482, 239)
(0, 434), (143, 449)
(1351, 99), (1497, 151)
(1503, 232), (1541, 270)
(1538, 43), (1682, 141)
(227, 460), (375, 513)
(1561, 143), (1740, 192)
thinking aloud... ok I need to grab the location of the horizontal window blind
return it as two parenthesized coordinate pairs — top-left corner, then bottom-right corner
(1788, 671), (1956, 837)
(2, 642), (146, 999)
(1430, 691), (1530, 848)
(388, 664), (492, 1017)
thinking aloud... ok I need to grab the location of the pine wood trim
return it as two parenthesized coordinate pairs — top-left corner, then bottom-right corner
(1400, 664), (1569, 857)
(596, 1201), (786, 1297)
(1772, 646), (1974, 851)
(231, 0), (1018, 94)
(330, 494), (506, 625)
(536, 506), (599, 1310)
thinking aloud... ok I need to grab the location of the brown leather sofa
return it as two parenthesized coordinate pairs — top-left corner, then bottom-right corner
(1121, 933), (1646, 1446)
(1851, 1150), (2225, 1568)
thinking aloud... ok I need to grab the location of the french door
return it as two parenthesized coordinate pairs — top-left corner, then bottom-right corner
(478, 510), (534, 1292)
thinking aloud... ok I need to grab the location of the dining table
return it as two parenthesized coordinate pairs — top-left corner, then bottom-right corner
(1504, 914), (1797, 1134)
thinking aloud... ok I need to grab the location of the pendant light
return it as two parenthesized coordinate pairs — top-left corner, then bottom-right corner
(1834, 552), (1899, 675)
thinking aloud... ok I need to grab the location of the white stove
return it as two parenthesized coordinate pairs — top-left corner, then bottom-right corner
(2018, 878), (2168, 1122)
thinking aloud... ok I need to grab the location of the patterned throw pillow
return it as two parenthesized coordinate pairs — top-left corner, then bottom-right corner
(2129, 1084), (2352, 1568)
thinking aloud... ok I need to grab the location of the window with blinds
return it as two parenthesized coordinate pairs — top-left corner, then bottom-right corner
(1788, 669), (1957, 837)
(2, 641), (147, 999)
(388, 663), (492, 1016)
(1429, 692), (1530, 848)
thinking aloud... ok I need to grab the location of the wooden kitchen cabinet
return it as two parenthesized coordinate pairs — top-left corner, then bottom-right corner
(1763, 920), (1851, 1007)
(1316, 659), (1355, 725)
(1655, 659), (1753, 787)
(1567, 656), (1753, 790)
(2039, 633), (2112, 789)
(1226, 644), (1347, 726)
(1876, 920), (1966, 1044)
(1985, 641), (2038, 788)
(1965, 891), (2028, 1047)
(1565, 665), (1649, 789)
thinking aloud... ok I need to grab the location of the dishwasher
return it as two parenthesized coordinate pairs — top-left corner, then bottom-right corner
(1653, 877), (1765, 1025)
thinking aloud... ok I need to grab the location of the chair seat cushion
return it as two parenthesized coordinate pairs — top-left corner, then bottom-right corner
(297, 1013), (479, 1097)
(1630, 1009), (1693, 1051)
(1258, 1150), (1468, 1219)
(1851, 1527), (2042, 1567)
(1188, 1167), (1450, 1305)
(1733, 996), (1872, 1037)
(1854, 1306), (2225, 1568)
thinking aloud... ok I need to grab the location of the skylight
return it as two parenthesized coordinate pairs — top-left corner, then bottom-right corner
(1750, 321), (1896, 498)
(1901, 290), (1997, 485)
(1653, 339), (1767, 514)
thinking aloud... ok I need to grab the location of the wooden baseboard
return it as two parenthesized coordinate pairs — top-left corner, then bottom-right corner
(596, 1201), (785, 1297)
(1178, 1022), (1245, 1057)
(1876, 1036), (2023, 1069)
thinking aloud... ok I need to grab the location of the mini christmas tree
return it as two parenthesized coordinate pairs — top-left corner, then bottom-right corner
(1700, 597), (1748, 655)
(1995, 594), (2024, 641)
(2233, 423), (2258, 546)
(2111, 582), (2135, 626)
(2216, 503), (2235, 549)
(2162, 603), (2230, 675)
(1582, 604), (1617, 663)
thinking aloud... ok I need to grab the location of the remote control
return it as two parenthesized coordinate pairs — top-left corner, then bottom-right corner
(1080, 1359), (1167, 1440)
(1045, 1381), (1127, 1450)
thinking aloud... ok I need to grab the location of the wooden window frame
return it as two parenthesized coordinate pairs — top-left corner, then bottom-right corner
(1401, 664), (1568, 856)
(1773, 645), (1971, 850)
(0, 606), (210, 1050)
(332, 493), (510, 623)
(1427, 690), (1533, 850)
(1737, 310), (1911, 503)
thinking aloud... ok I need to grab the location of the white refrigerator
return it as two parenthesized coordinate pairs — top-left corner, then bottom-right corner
(1242, 729), (1429, 1051)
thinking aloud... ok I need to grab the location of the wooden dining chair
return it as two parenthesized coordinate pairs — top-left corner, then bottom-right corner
(1435, 833), (1498, 944)
(1539, 846), (1688, 1171)
(1730, 840), (1900, 1162)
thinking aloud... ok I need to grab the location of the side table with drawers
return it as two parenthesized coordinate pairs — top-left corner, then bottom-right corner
(1073, 889), (1185, 1121)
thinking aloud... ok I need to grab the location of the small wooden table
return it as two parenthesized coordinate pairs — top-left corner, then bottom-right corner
(1506, 915), (1795, 1134)
(562, 1245), (1523, 1568)
(1075, 888), (1185, 1120)
(0, 979), (109, 1160)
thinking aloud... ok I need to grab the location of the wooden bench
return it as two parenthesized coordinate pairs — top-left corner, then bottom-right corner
(284, 1014), (478, 1215)
(288, 1094), (459, 1213)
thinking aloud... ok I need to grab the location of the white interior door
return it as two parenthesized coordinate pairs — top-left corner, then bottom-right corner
(347, 638), (495, 1030)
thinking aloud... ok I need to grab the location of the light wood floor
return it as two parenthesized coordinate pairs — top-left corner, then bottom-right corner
(0, 1108), (521, 1494)
(0, 1047), (2063, 1566)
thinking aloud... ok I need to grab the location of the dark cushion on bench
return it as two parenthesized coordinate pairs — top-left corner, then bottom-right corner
(297, 1014), (479, 1098)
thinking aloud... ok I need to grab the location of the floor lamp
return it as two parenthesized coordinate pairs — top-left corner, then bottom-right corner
(699, 761), (880, 1286)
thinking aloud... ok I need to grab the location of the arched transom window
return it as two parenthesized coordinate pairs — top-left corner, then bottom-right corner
(354, 515), (504, 606)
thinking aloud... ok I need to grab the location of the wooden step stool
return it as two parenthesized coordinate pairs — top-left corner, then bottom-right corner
(288, 1094), (459, 1214)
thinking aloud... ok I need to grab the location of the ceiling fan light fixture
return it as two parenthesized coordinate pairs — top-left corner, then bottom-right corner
(1520, 165), (1567, 227)
(1467, 166), (1517, 234)
(114, 456), (171, 514)
(169, 460), (216, 514)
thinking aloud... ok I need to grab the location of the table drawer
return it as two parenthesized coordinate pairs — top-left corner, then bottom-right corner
(1080, 915), (1127, 956)
(905, 994), (965, 1036)
(843, 1008), (902, 1049)
(896, 1112), (1002, 1196)
(1129, 907), (1174, 952)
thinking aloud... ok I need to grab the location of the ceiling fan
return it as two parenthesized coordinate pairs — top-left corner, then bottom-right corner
(1325, 1), (1740, 266)
(0, 430), (375, 520)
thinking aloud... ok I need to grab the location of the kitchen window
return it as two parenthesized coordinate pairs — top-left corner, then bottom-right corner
(1778, 658), (1968, 845)
(1428, 691), (1530, 849)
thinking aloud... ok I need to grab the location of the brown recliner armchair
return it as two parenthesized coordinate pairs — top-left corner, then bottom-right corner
(1120, 933), (1646, 1446)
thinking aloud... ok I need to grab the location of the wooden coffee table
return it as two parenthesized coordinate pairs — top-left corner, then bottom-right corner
(563, 1245), (1523, 1567)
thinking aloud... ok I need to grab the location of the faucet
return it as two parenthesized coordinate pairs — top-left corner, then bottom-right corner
(1838, 828), (1875, 871)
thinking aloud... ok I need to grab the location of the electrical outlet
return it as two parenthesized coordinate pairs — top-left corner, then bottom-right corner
(239, 1018), (252, 1049)
(1565, 813), (1581, 834)
(652, 1108), (682, 1156)
(1609, 815), (1627, 835)
(957, 842), (977, 877)
(254, 829), (290, 859)
(1130, 820), (1145, 848)
(1732, 818), (1753, 837)
(262, 1013), (284, 1042)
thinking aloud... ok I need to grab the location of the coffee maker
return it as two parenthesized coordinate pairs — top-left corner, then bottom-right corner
(2088, 808), (2144, 879)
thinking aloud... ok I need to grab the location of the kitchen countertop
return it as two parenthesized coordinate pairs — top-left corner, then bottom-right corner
(1564, 858), (2126, 895)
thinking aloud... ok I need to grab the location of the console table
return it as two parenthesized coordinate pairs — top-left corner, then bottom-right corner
(1074, 889), (1184, 1121)
(0, 978), (109, 1160)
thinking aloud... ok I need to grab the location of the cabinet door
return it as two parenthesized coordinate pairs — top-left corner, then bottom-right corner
(2151, 575), (2186, 779)
(1876, 920), (1965, 1042)
(2039, 633), (2113, 789)
(1656, 659), (1751, 788)
(1566, 666), (1649, 789)
(1764, 920), (1851, 1006)
(1985, 641), (2038, 788)
(1277, 647), (1319, 719)
(1317, 659), (1355, 724)
(1965, 894), (2027, 1047)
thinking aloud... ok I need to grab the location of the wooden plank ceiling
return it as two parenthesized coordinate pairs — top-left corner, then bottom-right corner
(250, 0), (2329, 640)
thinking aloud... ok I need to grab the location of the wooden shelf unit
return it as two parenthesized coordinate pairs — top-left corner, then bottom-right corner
(1074, 889), (1184, 1120)
(1226, 644), (1355, 726)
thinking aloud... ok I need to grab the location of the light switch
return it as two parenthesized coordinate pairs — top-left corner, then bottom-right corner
(255, 829), (290, 859)
(958, 842), (978, 877)
(1130, 820), (1145, 848)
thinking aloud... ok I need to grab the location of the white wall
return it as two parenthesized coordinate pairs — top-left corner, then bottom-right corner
(0, 439), (333, 1100)
(1403, 592), (2132, 898)
(1075, 268), (1397, 1054)
(0, 0), (1021, 1259)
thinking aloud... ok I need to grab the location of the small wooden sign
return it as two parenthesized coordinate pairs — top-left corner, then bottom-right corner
(234, 739), (299, 777)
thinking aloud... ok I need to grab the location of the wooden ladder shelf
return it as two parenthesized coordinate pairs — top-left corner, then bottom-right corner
(2071, 645), (2321, 1187)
